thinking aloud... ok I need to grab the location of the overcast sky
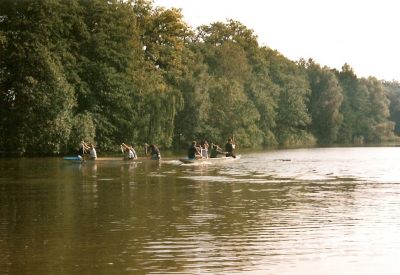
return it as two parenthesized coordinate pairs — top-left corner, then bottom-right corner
(152, 0), (400, 81)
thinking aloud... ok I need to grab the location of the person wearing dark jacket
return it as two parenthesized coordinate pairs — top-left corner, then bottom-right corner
(210, 143), (224, 158)
(225, 138), (236, 158)
(188, 141), (201, 159)
(148, 144), (161, 160)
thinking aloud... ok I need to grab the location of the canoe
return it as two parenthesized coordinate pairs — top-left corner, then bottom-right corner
(63, 156), (83, 161)
(179, 156), (239, 164)
(62, 156), (158, 163)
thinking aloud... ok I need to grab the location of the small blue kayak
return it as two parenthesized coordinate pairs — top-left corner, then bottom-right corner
(63, 156), (83, 161)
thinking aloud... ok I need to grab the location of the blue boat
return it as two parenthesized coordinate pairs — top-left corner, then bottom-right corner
(63, 156), (83, 162)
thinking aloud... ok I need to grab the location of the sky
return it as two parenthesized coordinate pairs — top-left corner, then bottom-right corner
(152, 0), (400, 81)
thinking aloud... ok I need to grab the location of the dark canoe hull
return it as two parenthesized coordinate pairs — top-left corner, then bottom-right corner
(179, 156), (239, 164)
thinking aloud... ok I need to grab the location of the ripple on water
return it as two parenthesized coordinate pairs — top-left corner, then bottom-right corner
(2, 148), (400, 275)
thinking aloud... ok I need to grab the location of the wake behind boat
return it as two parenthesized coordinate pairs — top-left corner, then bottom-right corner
(179, 155), (240, 164)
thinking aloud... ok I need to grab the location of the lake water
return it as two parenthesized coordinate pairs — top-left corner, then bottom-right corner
(1, 147), (400, 274)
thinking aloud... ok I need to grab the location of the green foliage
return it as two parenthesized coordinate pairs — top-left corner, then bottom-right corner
(206, 77), (262, 147)
(0, 1), (397, 155)
(336, 65), (394, 143)
(384, 81), (400, 135)
(303, 59), (343, 144)
(173, 48), (211, 144)
(0, 0), (76, 155)
(245, 73), (279, 146)
(130, 0), (187, 148)
(187, 22), (264, 147)
(266, 50), (313, 146)
(69, 112), (96, 151)
(359, 77), (393, 142)
(244, 47), (280, 146)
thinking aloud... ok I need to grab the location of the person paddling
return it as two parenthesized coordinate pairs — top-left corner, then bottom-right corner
(148, 144), (161, 160)
(121, 143), (137, 160)
(225, 138), (236, 158)
(200, 140), (209, 158)
(88, 143), (97, 160)
(209, 143), (224, 158)
(79, 141), (91, 161)
(188, 141), (202, 160)
(79, 141), (89, 154)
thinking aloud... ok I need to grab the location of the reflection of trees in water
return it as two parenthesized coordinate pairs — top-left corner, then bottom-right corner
(0, 158), (362, 274)
(112, 175), (360, 273)
(0, 159), (103, 274)
(70, 159), (360, 272)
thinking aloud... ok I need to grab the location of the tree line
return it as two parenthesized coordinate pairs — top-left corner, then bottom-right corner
(1, 0), (400, 155)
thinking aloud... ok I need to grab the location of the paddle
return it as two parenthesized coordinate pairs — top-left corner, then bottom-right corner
(80, 141), (88, 162)
(229, 135), (236, 158)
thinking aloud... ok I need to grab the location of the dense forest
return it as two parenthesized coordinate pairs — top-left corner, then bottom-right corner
(1, 0), (400, 155)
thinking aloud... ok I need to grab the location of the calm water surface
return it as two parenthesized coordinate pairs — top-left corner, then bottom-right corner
(1, 147), (400, 274)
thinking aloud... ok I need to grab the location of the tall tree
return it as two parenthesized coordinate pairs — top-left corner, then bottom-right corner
(132, 0), (189, 146)
(0, 0), (76, 155)
(337, 64), (394, 143)
(245, 47), (279, 146)
(75, 0), (139, 149)
(384, 80), (400, 135)
(336, 64), (359, 143)
(173, 45), (212, 145)
(193, 20), (263, 146)
(266, 50), (313, 146)
(302, 59), (343, 144)
(359, 77), (393, 142)
(206, 77), (261, 147)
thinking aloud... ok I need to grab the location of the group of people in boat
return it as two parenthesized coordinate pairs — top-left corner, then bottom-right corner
(79, 141), (161, 161)
(78, 137), (235, 161)
(121, 143), (161, 160)
(187, 138), (236, 160)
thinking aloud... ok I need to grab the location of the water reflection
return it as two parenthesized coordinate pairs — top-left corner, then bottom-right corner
(1, 148), (400, 274)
